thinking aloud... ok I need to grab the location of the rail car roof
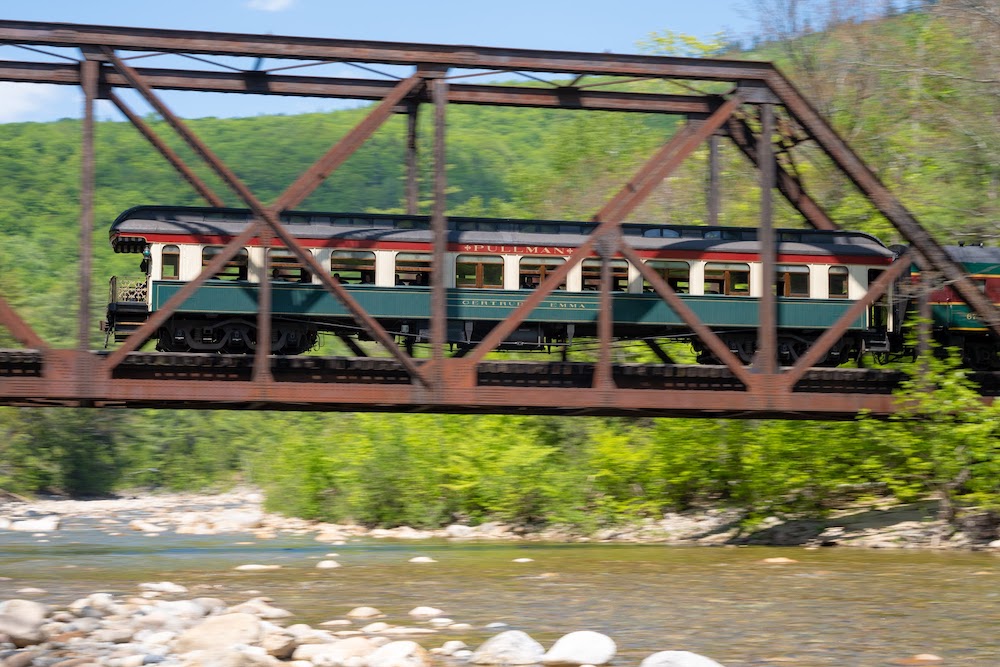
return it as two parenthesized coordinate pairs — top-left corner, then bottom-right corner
(943, 245), (1000, 274)
(110, 205), (897, 259)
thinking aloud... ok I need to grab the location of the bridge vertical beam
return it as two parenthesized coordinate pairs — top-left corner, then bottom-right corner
(707, 134), (720, 226)
(406, 102), (419, 216)
(593, 231), (618, 389)
(754, 104), (778, 375)
(430, 76), (449, 389)
(79, 58), (96, 357)
(254, 224), (274, 383)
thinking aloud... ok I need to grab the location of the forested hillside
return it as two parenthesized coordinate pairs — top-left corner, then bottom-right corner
(0, 2), (997, 530)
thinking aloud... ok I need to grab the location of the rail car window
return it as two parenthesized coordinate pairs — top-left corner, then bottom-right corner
(519, 257), (566, 290)
(829, 266), (849, 299)
(642, 228), (681, 238)
(704, 262), (750, 296)
(395, 252), (432, 286)
(775, 265), (810, 297)
(161, 245), (180, 280)
(269, 248), (311, 283)
(456, 254), (504, 289)
(642, 261), (689, 293)
(203, 246), (249, 281)
(582, 258), (629, 291)
(330, 250), (376, 285)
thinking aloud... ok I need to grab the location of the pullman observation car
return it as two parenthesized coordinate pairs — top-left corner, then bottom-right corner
(101, 205), (995, 368)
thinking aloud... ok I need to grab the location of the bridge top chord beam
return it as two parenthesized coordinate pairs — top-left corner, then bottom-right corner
(0, 19), (774, 81)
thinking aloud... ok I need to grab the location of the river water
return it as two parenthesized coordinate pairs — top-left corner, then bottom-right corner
(1, 515), (998, 666)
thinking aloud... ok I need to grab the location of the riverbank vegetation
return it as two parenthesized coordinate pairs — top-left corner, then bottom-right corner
(1, 2), (998, 531)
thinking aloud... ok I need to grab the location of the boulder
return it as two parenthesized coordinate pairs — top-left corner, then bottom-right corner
(0, 599), (48, 647)
(408, 606), (443, 619)
(173, 612), (263, 654)
(367, 640), (432, 667)
(470, 630), (546, 665)
(177, 647), (279, 667)
(139, 581), (189, 594)
(542, 631), (616, 665)
(9, 516), (59, 532)
(346, 606), (384, 619)
(639, 651), (727, 667)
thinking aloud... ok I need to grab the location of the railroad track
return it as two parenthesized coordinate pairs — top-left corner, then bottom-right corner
(1, 349), (996, 395)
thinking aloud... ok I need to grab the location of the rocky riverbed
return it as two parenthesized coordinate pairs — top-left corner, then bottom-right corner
(1, 489), (998, 551)
(1, 589), (739, 667)
(1, 490), (993, 666)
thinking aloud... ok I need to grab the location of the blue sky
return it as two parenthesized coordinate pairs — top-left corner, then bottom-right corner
(1, 0), (755, 123)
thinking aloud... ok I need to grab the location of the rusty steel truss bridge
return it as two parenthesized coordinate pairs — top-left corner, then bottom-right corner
(0, 20), (998, 418)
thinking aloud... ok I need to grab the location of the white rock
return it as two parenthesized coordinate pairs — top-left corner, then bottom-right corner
(639, 651), (727, 667)
(512, 558), (534, 563)
(317, 560), (341, 569)
(445, 524), (475, 538)
(363, 621), (393, 633)
(172, 612), (263, 653)
(228, 597), (294, 619)
(368, 640), (432, 667)
(139, 581), (189, 594)
(347, 606), (384, 619)
(543, 631), (616, 665)
(429, 617), (454, 627)
(293, 637), (378, 664)
(10, 516), (60, 532)
(408, 606), (443, 618)
(438, 641), (469, 656)
(408, 556), (437, 563)
(128, 519), (167, 532)
(234, 563), (282, 571)
(470, 630), (546, 665)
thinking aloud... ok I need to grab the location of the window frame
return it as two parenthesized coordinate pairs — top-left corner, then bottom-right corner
(704, 262), (750, 296)
(330, 250), (376, 285)
(455, 254), (504, 289)
(203, 246), (249, 281)
(518, 256), (566, 290)
(161, 245), (180, 280)
(581, 258), (629, 292)
(643, 260), (690, 294)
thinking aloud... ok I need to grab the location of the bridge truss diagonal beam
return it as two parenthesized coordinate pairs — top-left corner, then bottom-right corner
(98, 48), (429, 384)
(766, 71), (1000, 337)
(459, 95), (744, 369)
